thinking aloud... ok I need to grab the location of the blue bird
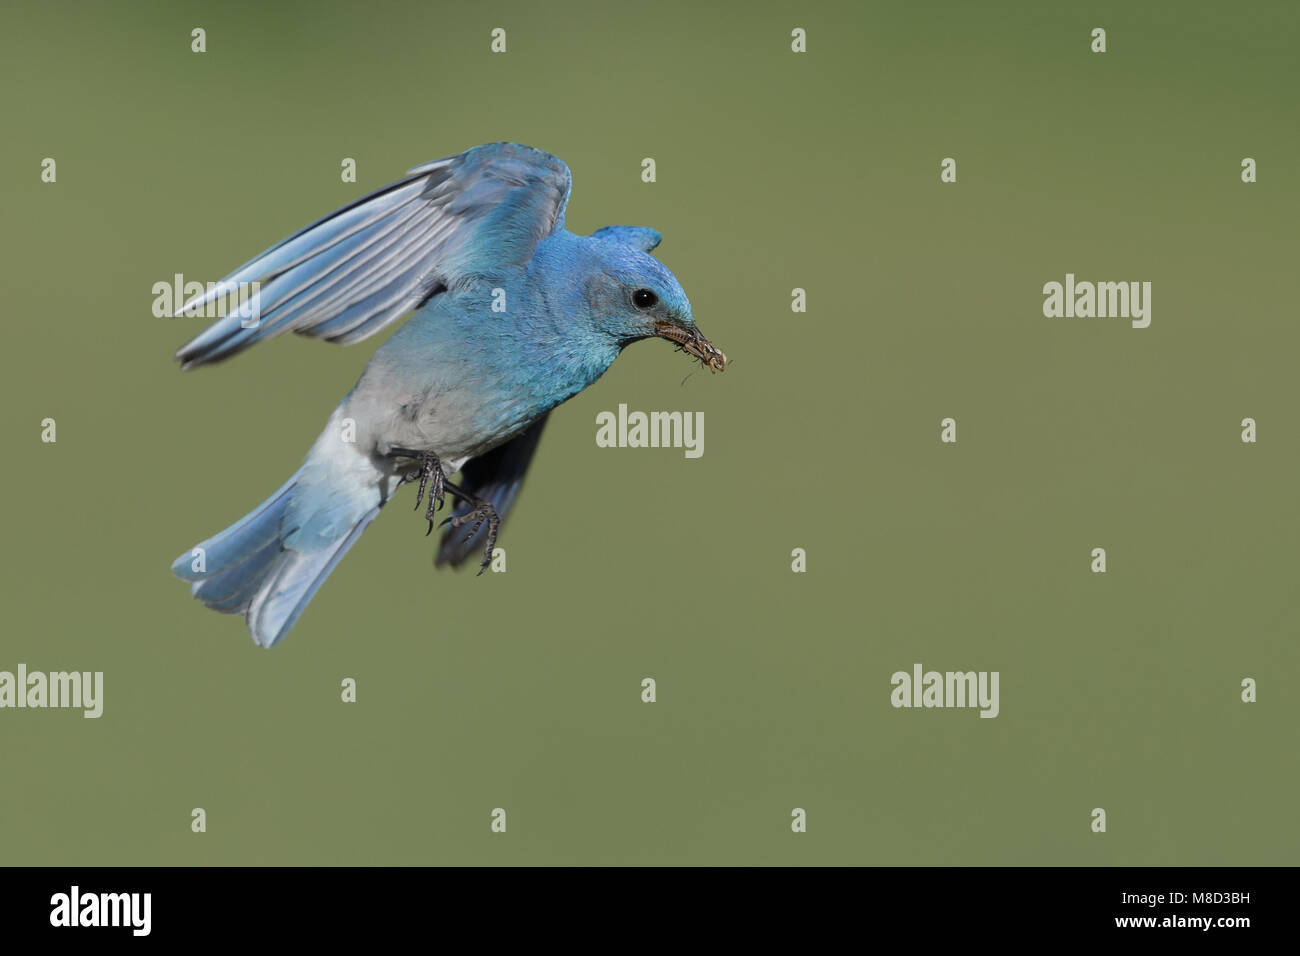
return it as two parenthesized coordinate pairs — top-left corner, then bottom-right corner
(170, 143), (726, 648)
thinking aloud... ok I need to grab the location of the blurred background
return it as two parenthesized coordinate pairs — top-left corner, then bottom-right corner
(0, 0), (1296, 864)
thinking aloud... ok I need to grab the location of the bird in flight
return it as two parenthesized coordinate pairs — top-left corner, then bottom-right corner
(170, 142), (726, 648)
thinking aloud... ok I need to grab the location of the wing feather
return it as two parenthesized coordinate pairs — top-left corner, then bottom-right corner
(173, 143), (571, 369)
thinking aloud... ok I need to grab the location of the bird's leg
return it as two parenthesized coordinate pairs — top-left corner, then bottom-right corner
(385, 447), (500, 574)
(387, 446), (446, 534)
(436, 488), (501, 577)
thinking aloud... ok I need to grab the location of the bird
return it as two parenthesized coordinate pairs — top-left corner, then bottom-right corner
(169, 142), (727, 648)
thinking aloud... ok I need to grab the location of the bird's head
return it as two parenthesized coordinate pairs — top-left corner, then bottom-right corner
(584, 227), (727, 373)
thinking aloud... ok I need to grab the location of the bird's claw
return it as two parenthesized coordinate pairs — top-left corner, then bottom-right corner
(440, 502), (500, 575)
(400, 450), (446, 533)
(388, 446), (499, 574)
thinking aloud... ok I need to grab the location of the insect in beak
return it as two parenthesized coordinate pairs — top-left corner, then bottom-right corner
(654, 320), (727, 372)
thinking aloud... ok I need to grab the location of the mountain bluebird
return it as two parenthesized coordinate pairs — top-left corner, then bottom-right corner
(170, 142), (726, 648)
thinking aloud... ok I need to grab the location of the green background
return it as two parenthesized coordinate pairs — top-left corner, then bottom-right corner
(1, 0), (1296, 865)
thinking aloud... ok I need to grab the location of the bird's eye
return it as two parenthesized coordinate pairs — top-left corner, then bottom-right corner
(632, 288), (658, 310)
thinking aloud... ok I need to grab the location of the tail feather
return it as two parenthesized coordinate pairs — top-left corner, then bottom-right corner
(190, 537), (287, 614)
(244, 513), (379, 646)
(172, 472), (299, 583)
(172, 420), (392, 647)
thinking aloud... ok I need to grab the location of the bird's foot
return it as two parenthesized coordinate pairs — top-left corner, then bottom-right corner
(386, 446), (500, 572)
(389, 447), (446, 534)
(441, 499), (500, 576)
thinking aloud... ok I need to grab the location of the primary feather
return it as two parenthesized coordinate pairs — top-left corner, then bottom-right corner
(173, 143), (571, 368)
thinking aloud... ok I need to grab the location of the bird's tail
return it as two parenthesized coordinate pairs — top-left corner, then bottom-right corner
(171, 410), (398, 647)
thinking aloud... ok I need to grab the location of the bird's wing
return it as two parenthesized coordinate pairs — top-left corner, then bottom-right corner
(591, 225), (662, 252)
(173, 143), (572, 369)
(436, 412), (550, 568)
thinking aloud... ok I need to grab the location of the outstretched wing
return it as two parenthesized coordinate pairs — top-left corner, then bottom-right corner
(436, 413), (550, 568)
(173, 142), (572, 369)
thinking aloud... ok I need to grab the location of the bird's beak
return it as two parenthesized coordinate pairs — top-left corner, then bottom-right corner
(654, 320), (727, 372)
